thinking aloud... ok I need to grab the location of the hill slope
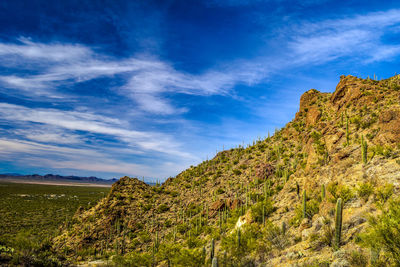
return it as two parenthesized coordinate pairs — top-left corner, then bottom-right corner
(54, 74), (400, 266)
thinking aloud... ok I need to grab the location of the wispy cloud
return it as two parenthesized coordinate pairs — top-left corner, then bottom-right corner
(0, 39), (269, 114)
(0, 103), (194, 159)
(0, 138), (155, 177)
(288, 9), (400, 64)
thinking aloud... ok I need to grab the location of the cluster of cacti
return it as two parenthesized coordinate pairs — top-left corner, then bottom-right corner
(334, 198), (343, 250)
(361, 135), (368, 164)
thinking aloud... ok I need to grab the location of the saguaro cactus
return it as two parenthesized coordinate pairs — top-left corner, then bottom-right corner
(346, 116), (349, 145)
(335, 198), (343, 250)
(321, 184), (326, 200)
(211, 238), (215, 260)
(212, 257), (218, 267)
(361, 135), (368, 164)
(237, 228), (241, 247)
(282, 221), (287, 235)
(302, 190), (307, 219)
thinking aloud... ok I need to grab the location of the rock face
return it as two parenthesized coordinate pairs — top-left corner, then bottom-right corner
(331, 76), (361, 109)
(54, 74), (400, 266)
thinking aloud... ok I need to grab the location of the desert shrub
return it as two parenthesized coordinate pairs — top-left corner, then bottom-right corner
(327, 182), (354, 203)
(371, 145), (394, 158)
(375, 183), (394, 204)
(290, 198), (319, 226)
(250, 200), (274, 223)
(157, 204), (169, 213)
(176, 224), (189, 235)
(264, 221), (288, 250)
(356, 182), (374, 202)
(216, 187), (225, 194)
(358, 198), (400, 265)
(310, 217), (335, 250)
(232, 169), (242, 175)
(221, 224), (260, 264)
(348, 250), (368, 267)
(170, 191), (179, 197)
(142, 203), (152, 212)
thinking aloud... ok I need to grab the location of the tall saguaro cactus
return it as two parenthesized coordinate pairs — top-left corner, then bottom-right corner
(210, 238), (215, 260)
(335, 198), (343, 250)
(212, 257), (218, 267)
(302, 190), (307, 219)
(361, 135), (368, 164)
(346, 115), (349, 145)
(237, 228), (241, 247)
(321, 184), (326, 200)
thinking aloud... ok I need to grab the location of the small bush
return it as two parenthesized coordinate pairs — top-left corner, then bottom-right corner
(250, 200), (274, 223)
(216, 188), (225, 194)
(233, 169), (242, 175)
(290, 198), (319, 226)
(356, 182), (374, 202)
(375, 183), (394, 204)
(264, 221), (288, 250)
(348, 250), (368, 267)
(358, 198), (400, 265)
(327, 182), (354, 203)
(157, 204), (169, 213)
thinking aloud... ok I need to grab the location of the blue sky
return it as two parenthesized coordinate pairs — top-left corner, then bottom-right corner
(0, 0), (400, 181)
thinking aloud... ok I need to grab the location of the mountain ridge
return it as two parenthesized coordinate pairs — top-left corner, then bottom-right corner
(0, 173), (118, 185)
(53, 74), (400, 266)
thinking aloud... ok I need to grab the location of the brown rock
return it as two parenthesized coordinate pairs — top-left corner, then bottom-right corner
(305, 107), (321, 126)
(379, 109), (400, 143)
(295, 89), (321, 121)
(330, 75), (362, 111)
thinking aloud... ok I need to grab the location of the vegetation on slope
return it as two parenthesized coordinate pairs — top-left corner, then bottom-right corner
(7, 74), (400, 266)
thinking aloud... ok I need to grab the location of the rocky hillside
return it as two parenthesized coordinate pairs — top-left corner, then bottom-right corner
(54, 74), (400, 266)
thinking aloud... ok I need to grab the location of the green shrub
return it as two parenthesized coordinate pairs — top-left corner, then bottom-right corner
(359, 198), (400, 265)
(221, 224), (260, 264)
(250, 200), (274, 224)
(356, 182), (374, 202)
(375, 183), (394, 204)
(264, 221), (288, 250)
(348, 250), (368, 267)
(371, 145), (394, 158)
(327, 182), (354, 203)
(290, 199), (319, 226)
(216, 188), (225, 195)
(233, 169), (242, 175)
(157, 204), (169, 213)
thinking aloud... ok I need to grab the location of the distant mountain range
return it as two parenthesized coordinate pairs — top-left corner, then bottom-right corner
(0, 173), (118, 184)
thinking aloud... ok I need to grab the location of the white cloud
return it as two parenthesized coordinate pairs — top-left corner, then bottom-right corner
(288, 9), (400, 64)
(0, 138), (154, 177)
(0, 103), (195, 159)
(0, 39), (269, 114)
(0, 37), (92, 62)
